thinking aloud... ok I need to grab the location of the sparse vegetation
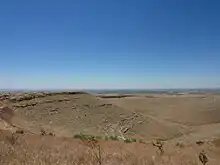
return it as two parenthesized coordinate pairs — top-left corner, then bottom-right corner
(124, 138), (137, 143)
(199, 150), (209, 165)
(152, 140), (164, 155)
(90, 144), (102, 165)
(0, 134), (215, 165)
(73, 134), (141, 144)
(1, 91), (220, 164)
(73, 133), (101, 142)
(108, 135), (119, 141)
(73, 134), (83, 139)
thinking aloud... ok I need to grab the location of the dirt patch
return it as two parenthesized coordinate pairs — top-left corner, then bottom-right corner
(0, 106), (14, 124)
(213, 138), (220, 147)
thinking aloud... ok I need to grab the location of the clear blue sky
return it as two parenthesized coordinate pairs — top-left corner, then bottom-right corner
(0, 0), (220, 89)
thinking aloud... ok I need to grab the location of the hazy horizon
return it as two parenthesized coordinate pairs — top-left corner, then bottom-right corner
(1, 87), (220, 91)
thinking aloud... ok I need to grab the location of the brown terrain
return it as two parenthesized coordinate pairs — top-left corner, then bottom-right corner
(0, 91), (220, 164)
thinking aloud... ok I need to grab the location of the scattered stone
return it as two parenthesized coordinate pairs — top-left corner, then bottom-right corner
(14, 102), (37, 108)
(102, 119), (108, 123)
(98, 104), (112, 107)
(176, 142), (185, 148)
(48, 132), (55, 136)
(0, 93), (10, 100)
(40, 129), (47, 136)
(84, 104), (90, 107)
(196, 140), (205, 146)
(9, 97), (17, 102)
(49, 108), (60, 115)
(16, 129), (24, 134)
(57, 98), (70, 102)
(121, 127), (129, 133)
(50, 108), (58, 112)
(137, 121), (143, 124)
(44, 100), (54, 103)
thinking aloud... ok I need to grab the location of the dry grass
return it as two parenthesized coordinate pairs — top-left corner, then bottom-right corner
(0, 129), (219, 164)
(1, 92), (220, 164)
(0, 133), (218, 165)
(0, 143), (198, 165)
(212, 137), (220, 147)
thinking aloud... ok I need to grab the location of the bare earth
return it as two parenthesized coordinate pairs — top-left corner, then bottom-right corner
(0, 91), (220, 164)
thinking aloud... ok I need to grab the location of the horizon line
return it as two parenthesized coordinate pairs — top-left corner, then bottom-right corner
(1, 87), (220, 91)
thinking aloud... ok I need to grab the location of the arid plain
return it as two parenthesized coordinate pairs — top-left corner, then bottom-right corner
(0, 91), (220, 164)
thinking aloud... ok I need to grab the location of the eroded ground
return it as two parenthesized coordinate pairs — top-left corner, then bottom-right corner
(0, 92), (220, 164)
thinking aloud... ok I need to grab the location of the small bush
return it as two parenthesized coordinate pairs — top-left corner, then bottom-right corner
(152, 140), (164, 155)
(76, 134), (87, 140)
(108, 135), (119, 141)
(73, 134), (101, 141)
(124, 139), (132, 143)
(199, 150), (209, 165)
(124, 138), (137, 143)
(73, 134), (84, 140)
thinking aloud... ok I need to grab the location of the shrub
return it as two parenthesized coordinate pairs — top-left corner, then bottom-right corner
(124, 138), (137, 143)
(108, 135), (119, 141)
(73, 134), (85, 140)
(73, 134), (101, 141)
